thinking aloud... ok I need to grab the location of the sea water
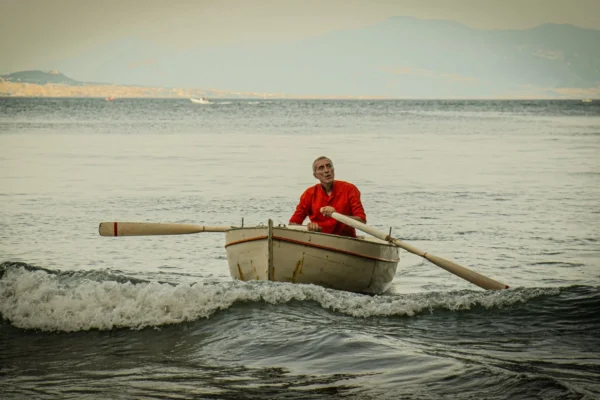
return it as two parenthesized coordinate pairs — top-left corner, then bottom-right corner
(1, 98), (599, 399)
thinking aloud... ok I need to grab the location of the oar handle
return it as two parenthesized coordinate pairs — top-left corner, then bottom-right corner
(331, 212), (509, 290)
(99, 222), (230, 237)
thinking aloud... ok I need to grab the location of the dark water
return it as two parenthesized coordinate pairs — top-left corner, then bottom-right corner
(1, 98), (599, 399)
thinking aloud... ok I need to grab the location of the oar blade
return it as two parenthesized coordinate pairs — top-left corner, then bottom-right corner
(99, 222), (229, 237)
(424, 253), (509, 290)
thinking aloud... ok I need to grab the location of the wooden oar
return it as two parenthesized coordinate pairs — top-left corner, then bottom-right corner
(99, 222), (230, 237)
(331, 212), (509, 290)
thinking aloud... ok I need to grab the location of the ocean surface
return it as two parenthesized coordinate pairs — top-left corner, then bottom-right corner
(1, 97), (599, 399)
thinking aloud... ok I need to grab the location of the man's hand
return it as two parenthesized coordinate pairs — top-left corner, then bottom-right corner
(307, 222), (322, 232)
(320, 206), (336, 217)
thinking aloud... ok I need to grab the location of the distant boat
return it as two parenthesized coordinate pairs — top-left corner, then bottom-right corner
(105, 96), (117, 101)
(190, 97), (212, 104)
(581, 99), (592, 103)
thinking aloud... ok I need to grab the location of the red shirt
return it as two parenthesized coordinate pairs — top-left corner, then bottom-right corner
(289, 180), (366, 237)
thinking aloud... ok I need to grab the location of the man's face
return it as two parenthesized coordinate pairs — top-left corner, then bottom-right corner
(313, 158), (334, 185)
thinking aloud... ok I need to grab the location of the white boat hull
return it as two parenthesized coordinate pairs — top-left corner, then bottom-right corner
(190, 98), (211, 104)
(225, 220), (400, 294)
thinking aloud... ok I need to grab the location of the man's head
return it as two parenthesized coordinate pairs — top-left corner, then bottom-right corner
(312, 156), (335, 186)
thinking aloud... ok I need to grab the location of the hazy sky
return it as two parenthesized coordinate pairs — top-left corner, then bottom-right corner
(1, 0), (599, 73)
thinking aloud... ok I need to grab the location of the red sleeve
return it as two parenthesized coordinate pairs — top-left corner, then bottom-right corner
(289, 187), (312, 225)
(349, 185), (366, 222)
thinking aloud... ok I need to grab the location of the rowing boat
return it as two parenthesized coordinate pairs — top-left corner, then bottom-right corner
(225, 220), (400, 294)
(99, 213), (509, 292)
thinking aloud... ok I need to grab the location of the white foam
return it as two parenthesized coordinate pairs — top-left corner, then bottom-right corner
(0, 267), (559, 332)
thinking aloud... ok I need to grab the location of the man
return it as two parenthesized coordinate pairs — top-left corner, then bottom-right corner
(289, 156), (366, 237)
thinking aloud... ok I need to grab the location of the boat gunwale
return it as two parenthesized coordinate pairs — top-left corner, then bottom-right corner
(224, 235), (268, 248)
(273, 235), (399, 263)
(225, 227), (400, 263)
(225, 225), (398, 248)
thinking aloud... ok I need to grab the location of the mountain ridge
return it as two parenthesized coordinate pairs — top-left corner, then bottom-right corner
(3, 17), (600, 99)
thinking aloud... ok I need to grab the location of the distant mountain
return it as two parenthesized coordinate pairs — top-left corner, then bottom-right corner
(27, 17), (600, 97)
(0, 69), (273, 99)
(1, 70), (83, 85)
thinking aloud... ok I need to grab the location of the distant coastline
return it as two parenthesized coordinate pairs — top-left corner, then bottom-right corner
(0, 81), (391, 100)
(0, 70), (388, 100)
(0, 70), (598, 100)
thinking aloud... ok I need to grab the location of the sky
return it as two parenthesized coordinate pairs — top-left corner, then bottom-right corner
(1, 0), (599, 74)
